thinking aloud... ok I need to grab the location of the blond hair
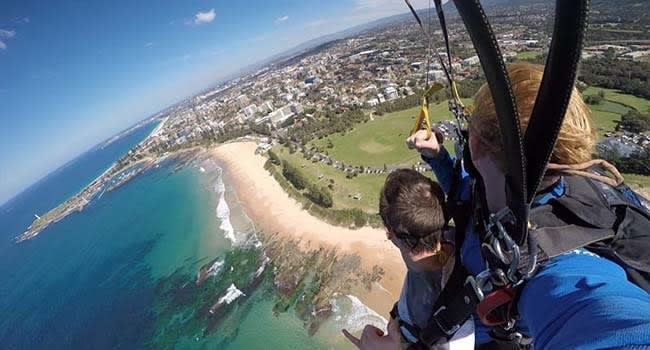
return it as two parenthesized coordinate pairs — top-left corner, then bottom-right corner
(469, 63), (596, 169)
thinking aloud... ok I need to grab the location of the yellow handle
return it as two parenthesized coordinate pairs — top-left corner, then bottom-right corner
(410, 83), (444, 140)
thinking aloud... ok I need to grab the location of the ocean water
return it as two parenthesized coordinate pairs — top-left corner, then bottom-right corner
(0, 124), (385, 350)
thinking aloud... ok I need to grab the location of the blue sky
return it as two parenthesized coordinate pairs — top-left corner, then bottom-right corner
(0, 0), (430, 204)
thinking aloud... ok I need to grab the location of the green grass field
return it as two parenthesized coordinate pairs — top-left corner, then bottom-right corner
(582, 87), (650, 135)
(311, 101), (467, 168)
(515, 50), (543, 61)
(272, 88), (649, 217)
(273, 145), (389, 213)
(584, 87), (650, 113)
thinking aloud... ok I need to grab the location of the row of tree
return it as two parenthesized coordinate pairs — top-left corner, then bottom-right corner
(579, 56), (650, 101)
(280, 159), (333, 208)
(286, 108), (369, 145)
(601, 148), (650, 176)
(373, 78), (485, 116)
(616, 110), (650, 133)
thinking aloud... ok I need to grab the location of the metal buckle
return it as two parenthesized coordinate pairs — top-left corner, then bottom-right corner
(432, 306), (461, 336)
(485, 208), (522, 284)
(465, 276), (485, 302)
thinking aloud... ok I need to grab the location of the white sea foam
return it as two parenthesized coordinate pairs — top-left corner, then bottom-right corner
(330, 294), (388, 333)
(217, 283), (245, 305)
(207, 259), (224, 277)
(214, 169), (238, 244)
(212, 166), (263, 247)
(253, 255), (271, 279)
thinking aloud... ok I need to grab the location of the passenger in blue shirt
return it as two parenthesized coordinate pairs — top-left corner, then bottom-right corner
(407, 63), (650, 349)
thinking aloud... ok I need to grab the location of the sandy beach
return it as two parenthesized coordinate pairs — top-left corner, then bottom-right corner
(209, 141), (406, 316)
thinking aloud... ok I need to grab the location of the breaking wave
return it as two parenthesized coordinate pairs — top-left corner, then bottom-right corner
(330, 294), (388, 333)
(214, 168), (238, 244)
(217, 283), (245, 305)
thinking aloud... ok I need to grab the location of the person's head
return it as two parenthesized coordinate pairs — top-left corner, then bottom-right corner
(469, 63), (596, 170)
(379, 169), (451, 272)
(468, 63), (596, 209)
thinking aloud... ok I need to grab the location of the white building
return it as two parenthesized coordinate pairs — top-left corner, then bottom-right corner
(255, 143), (273, 154)
(463, 55), (480, 66)
(237, 95), (250, 109)
(384, 87), (399, 100)
(259, 100), (274, 114)
(261, 103), (300, 127)
(428, 70), (446, 81)
(243, 104), (259, 118)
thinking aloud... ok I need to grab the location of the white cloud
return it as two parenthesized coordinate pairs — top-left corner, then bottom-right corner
(12, 17), (29, 24)
(0, 29), (16, 50)
(275, 15), (289, 24)
(145, 42), (154, 48)
(193, 8), (216, 26)
(0, 29), (16, 38)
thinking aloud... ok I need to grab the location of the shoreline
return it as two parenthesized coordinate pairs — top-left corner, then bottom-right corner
(209, 141), (406, 318)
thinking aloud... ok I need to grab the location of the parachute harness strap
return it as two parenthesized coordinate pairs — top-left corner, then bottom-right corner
(404, 0), (470, 142)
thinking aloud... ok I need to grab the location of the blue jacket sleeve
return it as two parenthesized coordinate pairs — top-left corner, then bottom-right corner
(422, 146), (471, 202)
(516, 249), (650, 349)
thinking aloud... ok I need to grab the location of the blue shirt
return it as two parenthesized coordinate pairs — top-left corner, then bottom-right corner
(424, 147), (650, 349)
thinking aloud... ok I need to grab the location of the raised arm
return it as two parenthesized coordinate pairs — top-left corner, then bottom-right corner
(406, 129), (470, 200)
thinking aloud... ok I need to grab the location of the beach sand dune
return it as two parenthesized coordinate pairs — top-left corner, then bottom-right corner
(210, 142), (406, 316)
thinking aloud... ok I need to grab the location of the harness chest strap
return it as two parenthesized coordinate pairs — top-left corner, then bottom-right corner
(418, 265), (483, 346)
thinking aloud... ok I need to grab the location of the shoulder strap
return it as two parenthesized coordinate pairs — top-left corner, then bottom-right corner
(417, 221), (483, 346)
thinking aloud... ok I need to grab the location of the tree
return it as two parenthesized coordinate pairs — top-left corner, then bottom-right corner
(282, 161), (308, 190)
(616, 110), (650, 133)
(268, 149), (281, 165)
(585, 94), (603, 105)
(601, 147), (650, 176)
(306, 185), (333, 208)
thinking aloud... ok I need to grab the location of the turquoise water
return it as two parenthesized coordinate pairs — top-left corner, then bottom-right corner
(0, 127), (337, 349)
(0, 123), (389, 349)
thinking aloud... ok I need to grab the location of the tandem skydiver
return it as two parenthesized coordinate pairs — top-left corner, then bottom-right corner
(406, 63), (650, 349)
(342, 168), (474, 350)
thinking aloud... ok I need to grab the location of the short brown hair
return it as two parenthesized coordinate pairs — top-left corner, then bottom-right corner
(470, 63), (596, 169)
(379, 169), (447, 254)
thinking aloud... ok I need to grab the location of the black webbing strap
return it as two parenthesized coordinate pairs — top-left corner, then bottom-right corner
(524, 0), (591, 201)
(433, 0), (454, 84)
(390, 302), (426, 347)
(451, 0), (529, 246)
(404, 0), (454, 87)
(417, 213), (482, 346)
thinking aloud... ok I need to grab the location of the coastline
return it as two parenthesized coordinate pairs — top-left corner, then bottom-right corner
(209, 141), (406, 317)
